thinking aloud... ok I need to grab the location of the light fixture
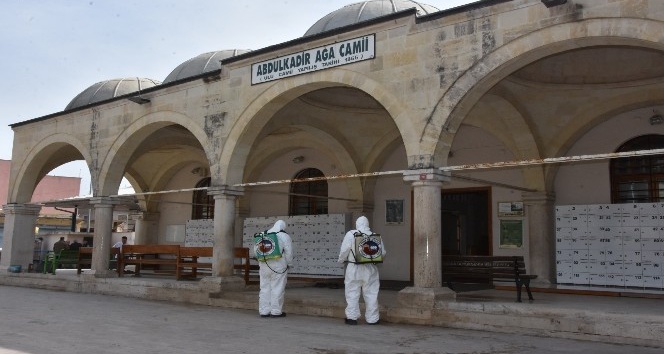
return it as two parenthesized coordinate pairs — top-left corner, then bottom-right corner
(292, 156), (305, 164)
(128, 96), (151, 104)
(650, 113), (663, 126)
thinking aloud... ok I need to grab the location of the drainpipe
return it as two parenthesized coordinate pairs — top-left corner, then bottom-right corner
(54, 206), (77, 232)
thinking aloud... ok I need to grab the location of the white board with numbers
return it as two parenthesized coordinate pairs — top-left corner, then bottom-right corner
(243, 214), (351, 277)
(555, 203), (664, 289)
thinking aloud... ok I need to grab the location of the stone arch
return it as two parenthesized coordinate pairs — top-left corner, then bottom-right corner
(9, 133), (91, 203)
(97, 111), (210, 196)
(220, 68), (411, 187)
(430, 18), (664, 171)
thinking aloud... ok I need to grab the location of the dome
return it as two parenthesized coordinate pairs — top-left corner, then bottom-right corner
(163, 49), (251, 84)
(65, 77), (161, 110)
(304, 0), (438, 37)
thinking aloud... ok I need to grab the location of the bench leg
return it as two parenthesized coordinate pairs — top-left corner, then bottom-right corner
(523, 278), (534, 301)
(515, 280), (523, 302)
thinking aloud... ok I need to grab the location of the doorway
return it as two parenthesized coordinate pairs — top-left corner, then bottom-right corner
(441, 188), (491, 256)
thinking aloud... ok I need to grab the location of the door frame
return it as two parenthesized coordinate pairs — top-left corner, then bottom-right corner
(408, 187), (493, 282)
(441, 187), (493, 255)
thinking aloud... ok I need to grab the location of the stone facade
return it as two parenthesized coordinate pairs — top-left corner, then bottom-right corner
(3, 0), (664, 290)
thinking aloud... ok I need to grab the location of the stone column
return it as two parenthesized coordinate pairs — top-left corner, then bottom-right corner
(523, 191), (556, 283)
(131, 212), (159, 244)
(0, 203), (41, 271)
(130, 212), (147, 245)
(201, 186), (245, 293)
(404, 169), (450, 287)
(90, 197), (117, 277)
(397, 170), (455, 308)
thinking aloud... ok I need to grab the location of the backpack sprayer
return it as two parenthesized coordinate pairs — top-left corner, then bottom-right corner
(349, 231), (383, 264)
(253, 230), (288, 274)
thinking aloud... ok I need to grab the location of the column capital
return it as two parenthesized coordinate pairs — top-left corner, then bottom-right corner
(207, 185), (244, 197)
(129, 211), (159, 221)
(89, 196), (124, 206)
(2, 203), (42, 216)
(522, 191), (555, 203)
(403, 169), (451, 184)
(130, 211), (145, 220)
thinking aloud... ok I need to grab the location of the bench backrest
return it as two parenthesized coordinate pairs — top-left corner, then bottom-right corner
(234, 247), (250, 259)
(78, 247), (120, 258)
(58, 250), (80, 263)
(122, 244), (180, 256)
(180, 246), (213, 258)
(442, 255), (529, 278)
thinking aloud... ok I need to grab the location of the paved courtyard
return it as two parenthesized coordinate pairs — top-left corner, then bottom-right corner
(0, 285), (661, 354)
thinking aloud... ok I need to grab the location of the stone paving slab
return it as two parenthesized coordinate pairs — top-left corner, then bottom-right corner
(2, 285), (664, 354)
(1, 272), (663, 348)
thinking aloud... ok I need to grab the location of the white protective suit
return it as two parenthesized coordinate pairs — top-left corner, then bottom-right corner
(338, 216), (386, 324)
(258, 220), (293, 316)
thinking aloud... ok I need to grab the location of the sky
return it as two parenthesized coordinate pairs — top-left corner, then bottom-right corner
(0, 0), (475, 196)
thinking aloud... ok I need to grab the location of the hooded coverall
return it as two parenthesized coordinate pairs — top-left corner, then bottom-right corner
(258, 220), (293, 316)
(338, 216), (386, 324)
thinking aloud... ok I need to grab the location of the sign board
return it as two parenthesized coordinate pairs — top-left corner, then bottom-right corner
(498, 201), (524, 217)
(499, 219), (523, 248)
(251, 34), (375, 84)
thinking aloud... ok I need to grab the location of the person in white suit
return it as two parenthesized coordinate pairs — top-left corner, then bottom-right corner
(258, 220), (293, 318)
(338, 216), (386, 325)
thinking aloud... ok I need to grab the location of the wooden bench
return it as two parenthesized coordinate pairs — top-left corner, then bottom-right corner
(117, 244), (256, 282)
(44, 250), (80, 274)
(178, 246), (257, 283)
(119, 244), (180, 277)
(77, 247), (93, 274)
(177, 247), (213, 280)
(442, 255), (537, 302)
(234, 247), (259, 284)
(76, 247), (120, 274)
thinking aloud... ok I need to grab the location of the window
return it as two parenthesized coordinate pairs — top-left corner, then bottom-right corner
(192, 177), (214, 219)
(289, 168), (328, 215)
(610, 135), (664, 203)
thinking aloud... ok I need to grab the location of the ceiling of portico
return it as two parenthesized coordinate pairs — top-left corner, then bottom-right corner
(457, 44), (664, 175)
(124, 125), (207, 192)
(299, 87), (384, 111)
(246, 87), (400, 178)
(510, 46), (664, 86)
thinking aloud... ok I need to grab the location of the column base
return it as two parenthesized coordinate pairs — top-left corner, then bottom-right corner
(200, 275), (246, 296)
(398, 286), (456, 308)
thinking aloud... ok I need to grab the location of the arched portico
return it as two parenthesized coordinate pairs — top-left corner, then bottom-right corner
(9, 134), (91, 203)
(220, 69), (412, 186)
(421, 17), (664, 285)
(431, 18), (664, 166)
(97, 111), (210, 196)
(3, 134), (91, 272)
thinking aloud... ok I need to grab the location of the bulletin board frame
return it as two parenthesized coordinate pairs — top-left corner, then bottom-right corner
(499, 219), (523, 248)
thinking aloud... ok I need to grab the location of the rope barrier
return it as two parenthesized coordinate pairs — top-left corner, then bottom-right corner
(41, 148), (664, 203)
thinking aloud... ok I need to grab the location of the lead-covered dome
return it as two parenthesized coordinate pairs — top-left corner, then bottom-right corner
(163, 49), (251, 84)
(65, 77), (161, 110)
(304, 0), (438, 37)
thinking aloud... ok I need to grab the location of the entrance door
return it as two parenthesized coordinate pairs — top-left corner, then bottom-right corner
(441, 188), (491, 256)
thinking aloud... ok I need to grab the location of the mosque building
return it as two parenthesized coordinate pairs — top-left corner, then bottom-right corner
(3, 0), (664, 293)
